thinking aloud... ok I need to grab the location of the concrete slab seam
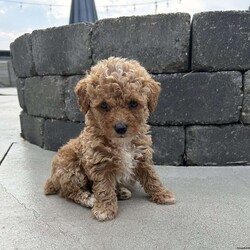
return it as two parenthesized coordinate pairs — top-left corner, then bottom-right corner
(0, 142), (15, 166)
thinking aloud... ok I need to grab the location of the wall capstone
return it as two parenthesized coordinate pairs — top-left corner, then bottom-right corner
(32, 23), (93, 76)
(92, 13), (190, 73)
(192, 11), (250, 71)
(10, 33), (36, 77)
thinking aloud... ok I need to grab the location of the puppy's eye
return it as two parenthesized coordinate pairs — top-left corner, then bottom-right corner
(129, 101), (138, 109)
(100, 102), (110, 111)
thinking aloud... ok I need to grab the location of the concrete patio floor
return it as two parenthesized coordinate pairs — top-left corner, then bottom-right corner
(1, 88), (250, 250)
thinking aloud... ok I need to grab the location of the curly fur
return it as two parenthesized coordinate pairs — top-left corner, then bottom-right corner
(44, 57), (176, 221)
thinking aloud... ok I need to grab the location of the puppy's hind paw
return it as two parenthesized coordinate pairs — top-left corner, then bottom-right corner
(44, 178), (58, 195)
(85, 194), (96, 208)
(117, 187), (132, 200)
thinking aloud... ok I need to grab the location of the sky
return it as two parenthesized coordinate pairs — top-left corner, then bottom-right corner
(0, 0), (249, 50)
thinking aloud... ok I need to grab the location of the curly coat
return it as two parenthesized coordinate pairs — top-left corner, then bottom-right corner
(44, 57), (175, 221)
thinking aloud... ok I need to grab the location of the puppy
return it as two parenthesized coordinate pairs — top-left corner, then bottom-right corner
(44, 57), (176, 221)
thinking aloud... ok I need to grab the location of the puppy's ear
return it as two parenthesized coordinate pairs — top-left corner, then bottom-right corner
(147, 78), (161, 113)
(74, 79), (90, 113)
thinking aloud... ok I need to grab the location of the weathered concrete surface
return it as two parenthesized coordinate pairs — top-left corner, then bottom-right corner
(92, 13), (190, 73)
(192, 11), (250, 71)
(186, 125), (250, 166)
(32, 23), (92, 76)
(0, 88), (21, 161)
(151, 72), (242, 125)
(1, 142), (250, 249)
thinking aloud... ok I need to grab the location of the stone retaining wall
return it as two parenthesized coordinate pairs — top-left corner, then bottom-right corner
(11, 11), (250, 166)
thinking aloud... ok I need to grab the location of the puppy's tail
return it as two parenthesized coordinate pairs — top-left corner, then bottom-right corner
(44, 178), (58, 195)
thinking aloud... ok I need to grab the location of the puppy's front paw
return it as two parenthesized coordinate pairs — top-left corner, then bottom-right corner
(92, 204), (118, 221)
(150, 189), (176, 205)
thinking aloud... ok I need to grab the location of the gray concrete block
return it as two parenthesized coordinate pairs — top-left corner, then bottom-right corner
(151, 126), (185, 165)
(20, 112), (44, 147)
(241, 71), (250, 124)
(186, 125), (250, 166)
(16, 78), (25, 110)
(150, 72), (242, 125)
(92, 13), (190, 73)
(44, 119), (84, 151)
(32, 23), (92, 76)
(192, 11), (250, 71)
(65, 75), (84, 122)
(24, 76), (66, 119)
(10, 34), (36, 77)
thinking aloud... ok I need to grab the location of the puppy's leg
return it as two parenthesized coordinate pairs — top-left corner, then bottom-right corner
(91, 174), (118, 221)
(135, 163), (176, 205)
(60, 185), (95, 208)
(44, 155), (96, 208)
(44, 177), (58, 195)
(116, 186), (132, 200)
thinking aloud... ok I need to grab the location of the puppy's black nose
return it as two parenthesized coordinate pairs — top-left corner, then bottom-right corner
(114, 123), (128, 135)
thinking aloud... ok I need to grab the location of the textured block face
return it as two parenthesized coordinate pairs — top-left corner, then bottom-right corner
(20, 112), (44, 147)
(10, 34), (36, 77)
(241, 71), (250, 124)
(44, 120), (84, 151)
(65, 76), (84, 122)
(16, 78), (25, 110)
(151, 126), (185, 165)
(32, 23), (92, 76)
(192, 11), (250, 71)
(92, 13), (190, 73)
(8, 60), (17, 87)
(150, 72), (242, 125)
(24, 76), (66, 119)
(186, 125), (250, 166)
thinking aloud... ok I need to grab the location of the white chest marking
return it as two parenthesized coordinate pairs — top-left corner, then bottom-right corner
(116, 145), (137, 184)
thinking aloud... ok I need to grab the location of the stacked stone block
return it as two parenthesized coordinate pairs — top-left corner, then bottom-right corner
(91, 14), (190, 73)
(11, 11), (250, 166)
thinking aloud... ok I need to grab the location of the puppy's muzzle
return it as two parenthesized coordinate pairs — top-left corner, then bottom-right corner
(114, 123), (128, 135)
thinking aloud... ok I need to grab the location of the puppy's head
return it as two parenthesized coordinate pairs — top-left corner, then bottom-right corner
(75, 57), (160, 141)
